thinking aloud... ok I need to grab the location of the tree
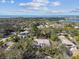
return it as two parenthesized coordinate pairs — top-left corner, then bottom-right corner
(0, 34), (3, 38)
(75, 35), (79, 43)
(5, 49), (22, 59)
(50, 32), (58, 41)
(31, 23), (40, 37)
(0, 41), (4, 46)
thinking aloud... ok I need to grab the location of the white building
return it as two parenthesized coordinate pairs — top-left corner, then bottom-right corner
(58, 35), (79, 56)
(6, 41), (14, 50)
(70, 47), (79, 56)
(37, 25), (44, 29)
(58, 36), (75, 47)
(18, 31), (29, 38)
(33, 39), (50, 48)
(74, 26), (79, 29)
(0, 38), (8, 42)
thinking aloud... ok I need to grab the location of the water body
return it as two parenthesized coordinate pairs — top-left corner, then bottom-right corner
(0, 15), (78, 18)
(64, 20), (79, 22)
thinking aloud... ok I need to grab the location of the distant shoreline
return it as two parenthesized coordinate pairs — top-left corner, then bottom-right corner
(0, 15), (79, 18)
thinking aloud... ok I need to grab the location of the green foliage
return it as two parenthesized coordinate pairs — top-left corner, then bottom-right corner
(72, 55), (79, 59)
(75, 35), (79, 43)
(50, 32), (58, 41)
(0, 48), (6, 59)
(0, 41), (4, 46)
(5, 49), (22, 59)
(0, 34), (3, 38)
(32, 23), (39, 36)
(12, 35), (20, 42)
(0, 18), (78, 59)
(6, 35), (20, 42)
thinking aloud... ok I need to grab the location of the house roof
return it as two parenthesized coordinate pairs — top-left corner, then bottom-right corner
(34, 39), (50, 46)
(58, 36), (75, 46)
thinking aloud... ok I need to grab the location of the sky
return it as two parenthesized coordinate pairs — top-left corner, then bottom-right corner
(0, 0), (79, 16)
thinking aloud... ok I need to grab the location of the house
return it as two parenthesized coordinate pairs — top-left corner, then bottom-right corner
(11, 32), (17, 35)
(33, 39), (50, 48)
(74, 26), (79, 29)
(70, 47), (79, 56)
(37, 25), (44, 29)
(50, 23), (64, 29)
(24, 27), (31, 31)
(0, 38), (8, 42)
(18, 31), (29, 38)
(58, 36), (75, 47)
(1, 41), (14, 50)
(44, 56), (52, 59)
(6, 41), (14, 50)
(58, 35), (79, 56)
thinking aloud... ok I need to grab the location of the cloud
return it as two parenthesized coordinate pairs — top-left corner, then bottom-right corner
(70, 8), (79, 13)
(0, 9), (33, 15)
(1, 0), (6, 3)
(19, 0), (48, 10)
(19, 3), (48, 11)
(0, 0), (15, 3)
(33, 0), (48, 2)
(19, 2), (45, 8)
(51, 10), (64, 13)
(18, 0), (63, 14)
(45, 10), (65, 14)
(9, 10), (33, 13)
(19, 0), (62, 10)
(10, 10), (65, 15)
(11, 0), (15, 4)
(51, 1), (61, 7)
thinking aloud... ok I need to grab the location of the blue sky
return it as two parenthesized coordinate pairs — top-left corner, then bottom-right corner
(0, 0), (79, 16)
